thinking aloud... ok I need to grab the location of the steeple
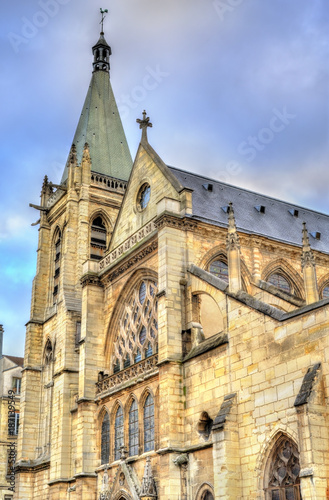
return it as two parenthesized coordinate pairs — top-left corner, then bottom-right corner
(61, 14), (132, 183)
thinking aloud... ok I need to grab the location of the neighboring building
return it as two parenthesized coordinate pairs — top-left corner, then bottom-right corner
(15, 25), (329, 500)
(0, 326), (23, 500)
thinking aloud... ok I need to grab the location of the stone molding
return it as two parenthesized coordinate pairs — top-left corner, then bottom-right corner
(99, 221), (157, 271)
(81, 273), (104, 288)
(154, 213), (197, 231)
(102, 240), (158, 284)
(96, 355), (158, 395)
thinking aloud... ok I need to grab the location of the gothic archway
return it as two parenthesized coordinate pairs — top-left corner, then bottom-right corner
(264, 435), (301, 499)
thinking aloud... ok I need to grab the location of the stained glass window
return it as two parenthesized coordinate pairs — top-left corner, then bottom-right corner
(101, 413), (110, 465)
(114, 406), (124, 460)
(322, 286), (329, 299)
(209, 260), (229, 282)
(129, 400), (139, 456)
(144, 394), (155, 452)
(265, 438), (301, 500)
(268, 273), (291, 293)
(112, 280), (158, 373)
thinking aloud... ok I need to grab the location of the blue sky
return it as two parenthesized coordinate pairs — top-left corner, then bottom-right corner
(1, 0), (328, 356)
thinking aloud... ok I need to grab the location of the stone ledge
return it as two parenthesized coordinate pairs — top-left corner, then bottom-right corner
(183, 332), (228, 362)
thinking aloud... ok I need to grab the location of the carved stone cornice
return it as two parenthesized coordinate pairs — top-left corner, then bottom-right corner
(154, 213), (197, 231)
(96, 354), (158, 396)
(101, 240), (158, 284)
(81, 273), (104, 288)
(99, 220), (157, 271)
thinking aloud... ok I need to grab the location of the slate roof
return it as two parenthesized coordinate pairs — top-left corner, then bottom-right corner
(61, 70), (132, 183)
(169, 166), (329, 254)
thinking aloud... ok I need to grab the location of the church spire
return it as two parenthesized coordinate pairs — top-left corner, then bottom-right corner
(60, 13), (132, 183)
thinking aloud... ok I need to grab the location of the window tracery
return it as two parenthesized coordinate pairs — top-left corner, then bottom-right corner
(265, 438), (301, 499)
(322, 285), (329, 299)
(144, 393), (155, 452)
(112, 280), (158, 373)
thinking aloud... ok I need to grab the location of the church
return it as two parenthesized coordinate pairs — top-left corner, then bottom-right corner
(15, 21), (329, 500)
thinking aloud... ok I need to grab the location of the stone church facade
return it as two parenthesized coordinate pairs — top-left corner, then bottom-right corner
(15, 27), (329, 500)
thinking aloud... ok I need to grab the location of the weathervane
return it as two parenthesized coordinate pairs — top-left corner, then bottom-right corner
(100, 8), (108, 33)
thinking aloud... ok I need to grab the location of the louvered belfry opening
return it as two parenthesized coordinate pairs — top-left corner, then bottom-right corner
(90, 216), (106, 260)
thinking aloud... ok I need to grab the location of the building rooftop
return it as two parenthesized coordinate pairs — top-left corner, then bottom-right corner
(169, 166), (329, 253)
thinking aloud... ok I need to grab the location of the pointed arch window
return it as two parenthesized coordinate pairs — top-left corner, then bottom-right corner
(268, 273), (291, 293)
(90, 216), (106, 260)
(112, 280), (158, 373)
(144, 394), (155, 452)
(209, 259), (228, 282)
(322, 285), (329, 299)
(114, 406), (124, 460)
(53, 230), (62, 303)
(129, 399), (139, 457)
(265, 437), (301, 499)
(101, 413), (110, 465)
(201, 492), (214, 500)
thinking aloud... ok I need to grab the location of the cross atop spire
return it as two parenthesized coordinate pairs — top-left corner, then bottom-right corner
(100, 8), (108, 34)
(137, 110), (153, 142)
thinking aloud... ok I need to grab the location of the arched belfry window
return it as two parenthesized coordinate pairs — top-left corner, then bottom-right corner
(265, 437), (301, 499)
(112, 280), (158, 373)
(209, 259), (228, 282)
(267, 273), (291, 294)
(129, 399), (139, 457)
(143, 393), (155, 452)
(101, 412), (110, 465)
(90, 216), (107, 260)
(53, 229), (62, 303)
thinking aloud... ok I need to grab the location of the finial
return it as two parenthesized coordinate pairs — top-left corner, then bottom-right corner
(301, 222), (315, 269)
(137, 110), (153, 142)
(226, 202), (240, 251)
(69, 144), (77, 166)
(82, 142), (91, 162)
(42, 175), (49, 192)
(140, 457), (157, 498)
(100, 8), (108, 34)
